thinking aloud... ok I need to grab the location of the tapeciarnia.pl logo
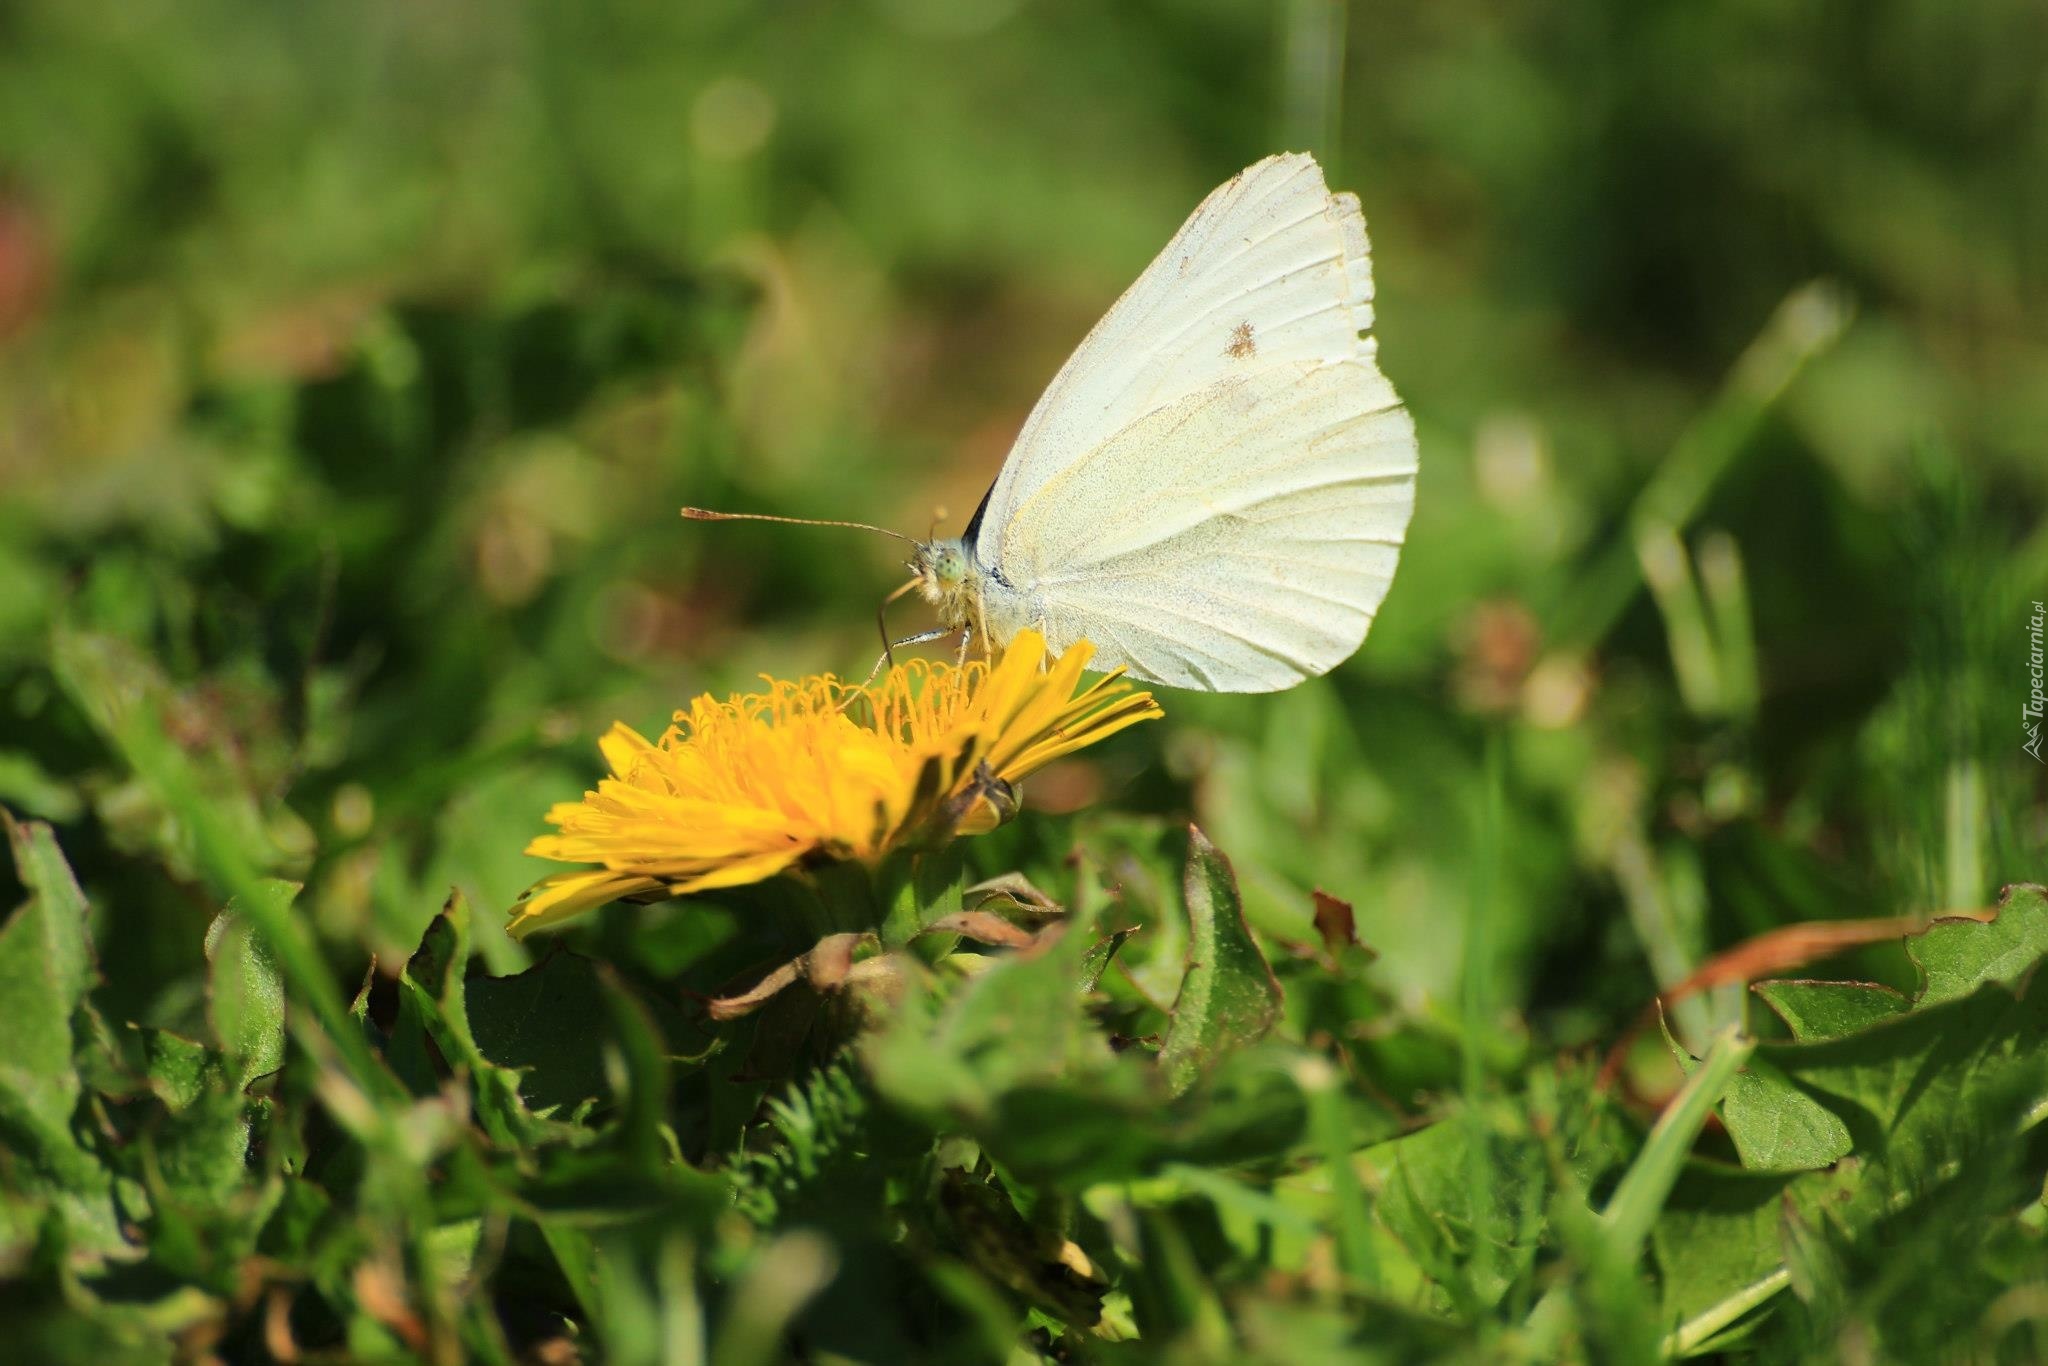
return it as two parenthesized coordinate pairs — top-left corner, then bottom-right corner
(2027, 599), (2046, 763)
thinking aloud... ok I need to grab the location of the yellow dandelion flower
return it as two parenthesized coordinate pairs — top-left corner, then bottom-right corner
(510, 630), (1161, 938)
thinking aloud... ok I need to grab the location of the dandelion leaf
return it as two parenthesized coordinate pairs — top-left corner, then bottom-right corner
(1159, 825), (1282, 1096)
(1751, 979), (1911, 1040)
(1908, 881), (2048, 1006)
(0, 817), (125, 1264)
(204, 884), (292, 1091)
(1657, 880), (2048, 1343)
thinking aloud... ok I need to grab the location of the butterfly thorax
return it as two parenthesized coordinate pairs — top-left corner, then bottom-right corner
(911, 538), (980, 630)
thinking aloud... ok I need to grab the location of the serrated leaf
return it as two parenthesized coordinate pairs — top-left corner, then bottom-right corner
(138, 1075), (280, 1288)
(864, 899), (1106, 1132)
(865, 881), (1305, 1188)
(1910, 883), (2048, 1007)
(1655, 897), (2048, 1347)
(401, 893), (595, 1147)
(468, 948), (692, 1118)
(1724, 891), (2048, 1172)
(1158, 826), (1281, 1096)
(1758, 979), (2048, 1158)
(1752, 980), (1911, 1040)
(468, 952), (619, 1115)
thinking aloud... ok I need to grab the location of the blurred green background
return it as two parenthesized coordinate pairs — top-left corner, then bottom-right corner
(2, 0), (2044, 1155)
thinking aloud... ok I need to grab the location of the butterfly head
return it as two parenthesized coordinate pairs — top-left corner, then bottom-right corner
(911, 537), (977, 627)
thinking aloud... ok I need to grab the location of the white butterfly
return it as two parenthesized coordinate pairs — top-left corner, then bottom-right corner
(691, 151), (1417, 693)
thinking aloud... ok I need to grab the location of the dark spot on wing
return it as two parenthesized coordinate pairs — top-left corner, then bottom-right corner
(1226, 320), (1256, 359)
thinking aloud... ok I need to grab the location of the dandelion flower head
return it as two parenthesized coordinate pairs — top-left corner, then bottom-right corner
(511, 631), (1160, 936)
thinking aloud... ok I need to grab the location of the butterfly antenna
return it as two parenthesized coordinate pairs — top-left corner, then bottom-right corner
(681, 507), (920, 546)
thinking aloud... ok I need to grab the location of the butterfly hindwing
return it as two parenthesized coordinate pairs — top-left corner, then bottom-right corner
(980, 358), (1416, 691)
(970, 152), (1416, 691)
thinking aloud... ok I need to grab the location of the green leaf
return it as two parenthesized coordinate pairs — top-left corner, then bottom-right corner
(49, 628), (311, 881)
(138, 1027), (213, 1111)
(0, 816), (94, 1131)
(0, 752), (82, 824)
(1756, 977), (2048, 1163)
(1909, 882), (2048, 1006)
(204, 887), (293, 1090)
(1751, 980), (1911, 1040)
(1077, 925), (1137, 994)
(1127, 1203), (1233, 1352)
(0, 816), (125, 1263)
(1158, 826), (1282, 1096)
(400, 892), (609, 1149)
(1715, 1057), (1852, 1171)
(135, 1075), (281, 1288)
(880, 843), (969, 952)
(865, 894), (1307, 1188)
(868, 907), (1112, 1113)
(1341, 1111), (1549, 1311)
(599, 963), (673, 1171)
(1650, 1163), (1845, 1349)
(731, 1061), (887, 1225)
(1652, 893), (2048, 1352)
(467, 948), (692, 1118)
(979, 1048), (1310, 1187)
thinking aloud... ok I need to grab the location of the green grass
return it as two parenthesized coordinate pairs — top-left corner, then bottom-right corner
(2, 1), (2046, 1362)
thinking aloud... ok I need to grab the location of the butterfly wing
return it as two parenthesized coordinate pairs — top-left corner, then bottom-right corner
(980, 358), (1415, 690)
(971, 152), (1417, 691)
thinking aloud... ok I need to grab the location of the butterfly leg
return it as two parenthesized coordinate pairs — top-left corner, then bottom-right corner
(858, 627), (955, 691)
(873, 577), (921, 668)
(955, 622), (973, 666)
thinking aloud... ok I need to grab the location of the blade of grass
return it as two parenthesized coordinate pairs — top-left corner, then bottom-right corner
(1609, 832), (1713, 1051)
(1553, 282), (1852, 650)
(1296, 1055), (1378, 1289)
(1461, 729), (1505, 1296)
(1663, 1267), (1792, 1358)
(1524, 1027), (1755, 1352)
(1603, 1026), (1755, 1258)
(1696, 532), (1759, 723)
(1639, 524), (1723, 717)
(1944, 758), (1986, 912)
